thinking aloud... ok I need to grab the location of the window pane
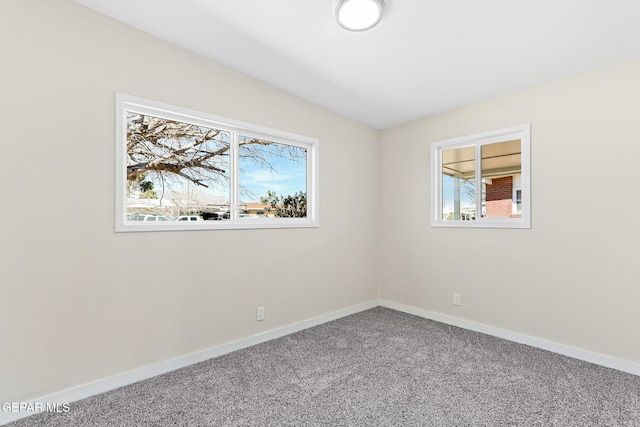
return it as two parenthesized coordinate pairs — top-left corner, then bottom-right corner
(238, 137), (307, 218)
(125, 112), (231, 222)
(481, 140), (521, 218)
(442, 146), (476, 221)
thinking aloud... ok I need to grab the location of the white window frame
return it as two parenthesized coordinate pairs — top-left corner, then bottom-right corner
(430, 124), (531, 229)
(115, 93), (319, 232)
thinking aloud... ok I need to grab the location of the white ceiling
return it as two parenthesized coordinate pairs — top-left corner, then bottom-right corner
(74, 0), (640, 129)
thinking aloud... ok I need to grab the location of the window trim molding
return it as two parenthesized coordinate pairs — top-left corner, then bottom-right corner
(115, 93), (319, 232)
(430, 124), (531, 229)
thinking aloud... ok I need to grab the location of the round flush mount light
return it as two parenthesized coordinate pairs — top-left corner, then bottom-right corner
(335, 0), (385, 32)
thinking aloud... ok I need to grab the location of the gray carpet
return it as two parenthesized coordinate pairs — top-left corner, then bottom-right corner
(8, 307), (640, 426)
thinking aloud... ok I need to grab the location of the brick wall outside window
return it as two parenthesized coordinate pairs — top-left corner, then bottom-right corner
(485, 176), (514, 218)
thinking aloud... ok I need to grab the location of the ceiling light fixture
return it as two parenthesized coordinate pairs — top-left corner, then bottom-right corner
(335, 0), (385, 32)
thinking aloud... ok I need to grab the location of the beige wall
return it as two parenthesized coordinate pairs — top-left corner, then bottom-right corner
(0, 0), (379, 401)
(379, 59), (640, 364)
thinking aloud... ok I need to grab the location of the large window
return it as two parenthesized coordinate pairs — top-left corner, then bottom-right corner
(116, 94), (318, 232)
(430, 124), (530, 228)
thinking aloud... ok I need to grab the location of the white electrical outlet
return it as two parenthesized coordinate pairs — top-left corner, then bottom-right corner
(256, 306), (265, 321)
(453, 293), (461, 306)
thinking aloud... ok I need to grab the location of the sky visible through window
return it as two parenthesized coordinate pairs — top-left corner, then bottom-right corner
(138, 148), (306, 204)
(238, 138), (307, 203)
(126, 112), (307, 207)
(442, 174), (475, 214)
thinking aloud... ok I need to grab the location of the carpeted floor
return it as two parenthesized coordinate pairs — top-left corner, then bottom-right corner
(8, 307), (640, 426)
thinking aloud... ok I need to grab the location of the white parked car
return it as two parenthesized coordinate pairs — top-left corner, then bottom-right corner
(174, 215), (203, 222)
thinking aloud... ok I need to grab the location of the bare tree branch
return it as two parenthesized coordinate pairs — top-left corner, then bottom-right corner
(126, 113), (307, 202)
(126, 113), (230, 186)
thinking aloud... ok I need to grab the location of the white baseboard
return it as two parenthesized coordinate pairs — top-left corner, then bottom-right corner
(0, 300), (378, 426)
(379, 299), (640, 377)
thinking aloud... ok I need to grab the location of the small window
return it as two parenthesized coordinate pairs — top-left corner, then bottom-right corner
(116, 94), (319, 232)
(431, 124), (530, 228)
